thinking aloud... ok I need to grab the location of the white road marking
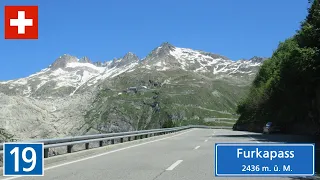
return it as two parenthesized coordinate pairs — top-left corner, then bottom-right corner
(211, 133), (215, 137)
(246, 134), (261, 143)
(194, 146), (200, 150)
(166, 160), (183, 171)
(204, 139), (208, 142)
(1, 129), (194, 180)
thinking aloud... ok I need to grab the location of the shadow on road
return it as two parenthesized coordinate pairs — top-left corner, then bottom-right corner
(215, 132), (320, 180)
(288, 177), (320, 180)
(214, 133), (318, 144)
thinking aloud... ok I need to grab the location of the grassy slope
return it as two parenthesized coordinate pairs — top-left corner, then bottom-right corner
(84, 68), (248, 132)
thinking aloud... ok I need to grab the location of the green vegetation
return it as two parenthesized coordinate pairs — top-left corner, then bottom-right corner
(84, 68), (244, 131)
(236, 0), (320, 134)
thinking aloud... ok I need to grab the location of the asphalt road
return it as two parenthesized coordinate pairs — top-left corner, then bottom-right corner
(0, 128), (316, 180)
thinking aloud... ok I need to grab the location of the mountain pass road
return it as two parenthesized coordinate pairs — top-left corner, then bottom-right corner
(0, 128), (316, 180)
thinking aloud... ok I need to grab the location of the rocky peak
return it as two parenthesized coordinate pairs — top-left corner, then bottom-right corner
(117, 52), (139, 67)
(123, 52), (139, 62)
(79, 56), (92, 63)
(144, 42), (176, 61)
(249, 56), (267, 63)
(109, 52), (139, 68)
(159, 42), (175, 51)
(154, 42), (175, 56)
(50, 54), (78, 70)
(141, 42), (182, 69)
(93, 61), (103, 67)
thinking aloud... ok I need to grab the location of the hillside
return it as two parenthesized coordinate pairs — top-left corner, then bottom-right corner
(235, 0), (320, 135)
(0, 42), (266, 141)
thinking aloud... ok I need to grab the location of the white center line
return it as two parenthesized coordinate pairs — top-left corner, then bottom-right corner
(166, 160), (183, 171)
(194, 146), (200, 150)
(204, 139), (208, 142)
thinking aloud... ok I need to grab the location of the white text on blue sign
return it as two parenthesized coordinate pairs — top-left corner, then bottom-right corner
(215, 143), (314, 177)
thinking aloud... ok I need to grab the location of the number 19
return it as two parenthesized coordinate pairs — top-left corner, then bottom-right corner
(10, 147), (37, 172)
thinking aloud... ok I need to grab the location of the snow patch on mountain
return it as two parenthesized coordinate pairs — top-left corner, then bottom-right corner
(88, 62), (139, 85)
(66, 62), (105, 73)
(170, 47), (220, 64)
(23, 86), (32, 97)
(35, 80), (48, 91)
(0, 42), (266, 98)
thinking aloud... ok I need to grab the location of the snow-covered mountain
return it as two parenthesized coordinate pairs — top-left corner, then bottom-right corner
(0, 42), (266, 98)
(0, 42), (267, 141)
(141, 42), (263, 77)
(0, 53), (139, 98)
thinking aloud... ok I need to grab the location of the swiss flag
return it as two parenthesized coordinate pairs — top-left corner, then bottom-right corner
(4, 6), (38, 39)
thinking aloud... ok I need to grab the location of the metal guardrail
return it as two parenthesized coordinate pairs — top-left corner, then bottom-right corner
(191, 125), (232, 129)
(0, 125), (231, 158)
(0, 127), (183, 150)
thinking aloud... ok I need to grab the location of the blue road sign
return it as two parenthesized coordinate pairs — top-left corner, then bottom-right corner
(215, 143), (314, 177)
(3, 143), (44, 176)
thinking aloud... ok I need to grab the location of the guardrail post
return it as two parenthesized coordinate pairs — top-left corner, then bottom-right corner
(140, 135), (143, 139)
(67, 145), (73, 153)
(99, 141), (103, 147)
(128, 137), (131, 141)
(120, 138), (124, 143)
(145, 134), (148, 138)
(111, 139), (115, 144)
(44, 148), (49, 158)
(134, 136), (138, 140)
(85, 143), (89, 149)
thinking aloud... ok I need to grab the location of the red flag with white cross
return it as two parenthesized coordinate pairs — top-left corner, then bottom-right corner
(4, 6), (38, 39)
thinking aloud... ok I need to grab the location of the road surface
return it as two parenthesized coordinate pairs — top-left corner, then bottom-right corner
(0, 128), (316, 180)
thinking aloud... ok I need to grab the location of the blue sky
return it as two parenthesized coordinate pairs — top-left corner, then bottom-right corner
(0, 0), (310, 80)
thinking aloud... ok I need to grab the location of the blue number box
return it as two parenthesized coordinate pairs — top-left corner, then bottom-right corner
(3, 143), (44, 176)
(215, 143), (315, 177)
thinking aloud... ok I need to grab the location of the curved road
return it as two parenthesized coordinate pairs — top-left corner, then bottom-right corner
(0, 128), (315, 180)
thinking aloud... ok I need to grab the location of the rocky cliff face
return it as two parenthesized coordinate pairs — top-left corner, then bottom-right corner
(0, 42), (266, 140)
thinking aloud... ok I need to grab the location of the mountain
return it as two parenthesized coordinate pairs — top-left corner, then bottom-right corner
(142, 42), (262, 77)
(0, 42), (266, 141)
